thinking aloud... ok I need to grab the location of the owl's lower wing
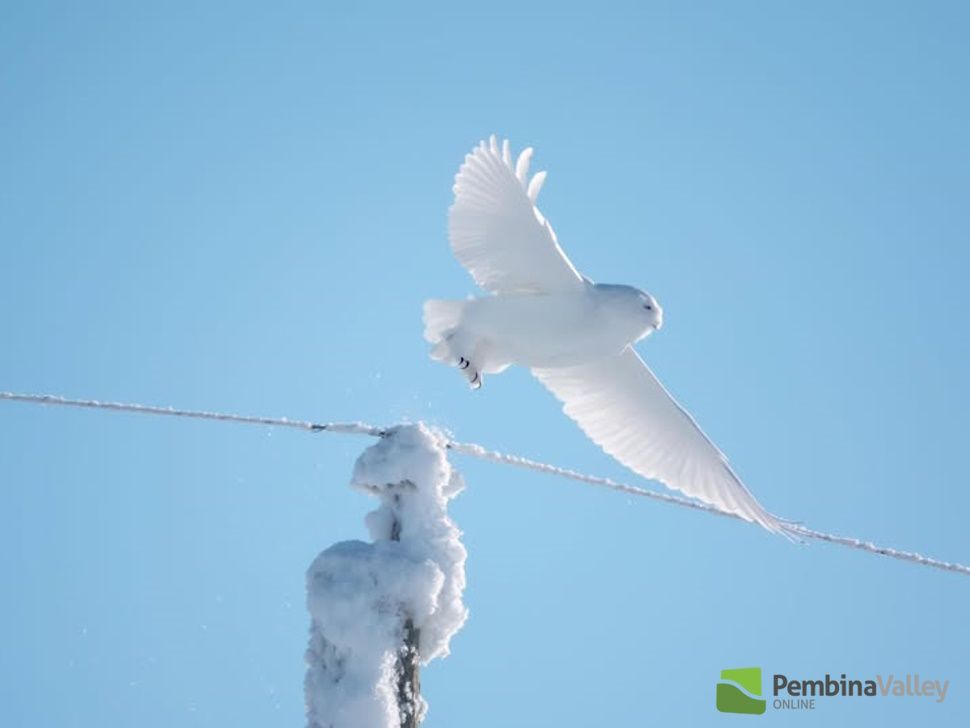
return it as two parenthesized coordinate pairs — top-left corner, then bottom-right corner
(449, 136), (585, 294)
(532, 347), (795, 538)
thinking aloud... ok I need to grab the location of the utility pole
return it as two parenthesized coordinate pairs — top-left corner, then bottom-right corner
(305, 424), (467, 728)
(389, 488), (422, 728)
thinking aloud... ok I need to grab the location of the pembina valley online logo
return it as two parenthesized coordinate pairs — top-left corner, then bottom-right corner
(716, 666), (950, 714)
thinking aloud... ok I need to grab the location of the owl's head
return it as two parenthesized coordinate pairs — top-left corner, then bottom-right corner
(592, 283), (664, 340)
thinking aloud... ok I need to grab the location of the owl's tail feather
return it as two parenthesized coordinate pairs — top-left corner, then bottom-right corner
(423, 299), (466, 358)
(422, 299), (483, 389)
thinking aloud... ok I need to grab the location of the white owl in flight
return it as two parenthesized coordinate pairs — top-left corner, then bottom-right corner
(424, 136), (794, 537)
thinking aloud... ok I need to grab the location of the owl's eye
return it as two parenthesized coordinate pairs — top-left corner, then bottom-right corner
(644, 304), (652, 310)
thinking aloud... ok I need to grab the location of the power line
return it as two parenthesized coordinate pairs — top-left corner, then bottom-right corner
(0, 392), (384, 437)
(2, 390), (967, 577)
(447, 441), (970, 576)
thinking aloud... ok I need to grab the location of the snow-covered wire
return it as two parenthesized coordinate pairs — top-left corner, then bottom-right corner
(447, 440), (734, 516)
(2, 390), (968, 577)
(447, 440), (970, 576)
(0, 391), (384, 436)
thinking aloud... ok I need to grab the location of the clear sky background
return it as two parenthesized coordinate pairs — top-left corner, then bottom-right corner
(1, 2), (968, 726)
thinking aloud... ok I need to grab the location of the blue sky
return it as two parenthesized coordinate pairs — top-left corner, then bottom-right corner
(1, 1), (968, 726)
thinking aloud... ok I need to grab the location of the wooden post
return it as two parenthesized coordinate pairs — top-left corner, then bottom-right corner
(390, 488), (422, 728)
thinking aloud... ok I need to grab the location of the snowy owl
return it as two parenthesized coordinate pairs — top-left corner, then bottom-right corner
(424, 136), (793, 537)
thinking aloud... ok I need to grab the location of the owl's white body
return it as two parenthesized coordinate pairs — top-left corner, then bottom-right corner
(424, 283), (660, 373)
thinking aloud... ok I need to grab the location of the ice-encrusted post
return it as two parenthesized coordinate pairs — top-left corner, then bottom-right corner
(305, 424), (468, 728)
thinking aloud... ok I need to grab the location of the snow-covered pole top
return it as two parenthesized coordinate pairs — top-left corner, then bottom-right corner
(305, 424), (468, 728)
(350, 424), (468, 663)
(353, 424), (465, 547)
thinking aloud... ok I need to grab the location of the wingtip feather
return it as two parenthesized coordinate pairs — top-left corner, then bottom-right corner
(515, 147), (533, 183)
(527, 171), (547, 202)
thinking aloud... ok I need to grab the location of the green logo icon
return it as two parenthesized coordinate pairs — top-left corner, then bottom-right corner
(717, 667), (767, 715)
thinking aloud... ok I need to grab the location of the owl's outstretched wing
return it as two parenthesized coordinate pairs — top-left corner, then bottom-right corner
(533, 347), (796, 538)
(448, 136), (584, 294)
